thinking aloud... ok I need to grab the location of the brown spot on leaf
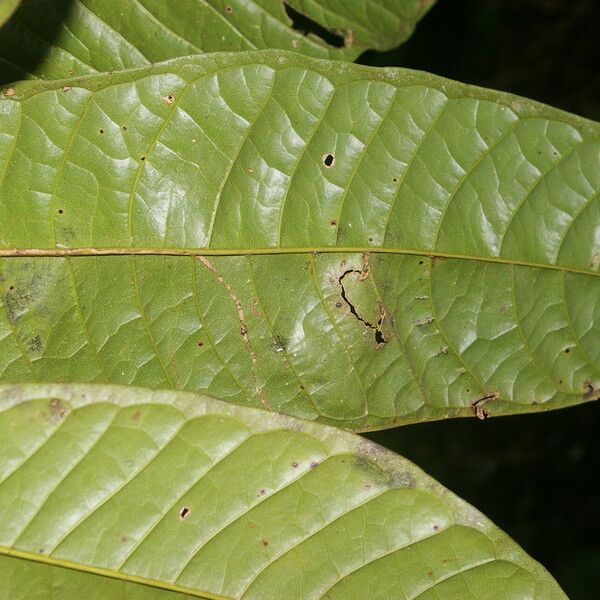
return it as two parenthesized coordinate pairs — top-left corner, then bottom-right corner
(471, 392), (499, 420)
(178, 506), (190, 521)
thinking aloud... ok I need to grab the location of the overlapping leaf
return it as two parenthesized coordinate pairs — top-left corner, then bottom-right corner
(0, 383), (567, 599)
(0, 0), (435, 83)
(0, 0), (20, 26)
(0, 52), (599, 430)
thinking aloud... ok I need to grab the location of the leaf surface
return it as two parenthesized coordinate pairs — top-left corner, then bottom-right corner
(0, 52), (599, 430)
(0, 0), (20, 26)
(0, 383), (567, 599)
(0, 0), (434, 83)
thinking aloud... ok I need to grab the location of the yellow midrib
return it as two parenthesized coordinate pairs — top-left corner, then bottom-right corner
(0, 246), (598, 277)
(0, 545), (229, 600)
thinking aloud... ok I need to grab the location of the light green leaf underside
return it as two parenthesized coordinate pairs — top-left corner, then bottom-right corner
(0, 384), (566, 599)
(0, 52), (599, 430)
(0, 0), (434, 83)
(0, 0), (20, 27)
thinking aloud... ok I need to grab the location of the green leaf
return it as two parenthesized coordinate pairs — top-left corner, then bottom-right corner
(0, 52), (599, 430)
(0, 0), (20, 27)
(0, 383), (567, 599)
(0, 0), (435, 83)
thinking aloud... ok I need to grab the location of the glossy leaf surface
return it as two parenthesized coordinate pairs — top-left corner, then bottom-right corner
(0, 52), (599, 430)
(0, 0), (434, 83)
(0, 383), (567, 599)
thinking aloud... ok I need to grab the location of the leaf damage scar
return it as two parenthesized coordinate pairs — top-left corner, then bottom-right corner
(338, 253), (387, 347)
(471, 392), (499, 420)
(197, 256), (271, 411)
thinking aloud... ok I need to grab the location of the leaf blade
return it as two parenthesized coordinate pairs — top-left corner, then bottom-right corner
(0, 53), (598, 428)
(0, 383), (567, 599)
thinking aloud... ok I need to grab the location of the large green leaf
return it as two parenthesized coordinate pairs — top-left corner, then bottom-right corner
(0, 0), (435, 83)
(0, 52), (599, 430)
(0, 383), (566, 599)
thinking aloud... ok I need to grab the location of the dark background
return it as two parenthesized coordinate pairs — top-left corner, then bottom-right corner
(362, 2), (600, 598)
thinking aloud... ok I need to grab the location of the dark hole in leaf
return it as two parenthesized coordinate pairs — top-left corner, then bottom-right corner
(323, 153), (335, 168)
(418, 260), (424, 265)
(99, 129), (104, 134)
(225, 4), (233, 14)
(282, 3), (345, 48)
(57, 209), (64, 214)
(140, 156), (146, 161)
(178, 506), (190, 520)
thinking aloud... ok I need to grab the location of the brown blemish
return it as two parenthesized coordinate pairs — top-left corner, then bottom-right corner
(61, 86), (71, 93)
(131, 410), (142, 422)
(416, 316), (433, 327)
(344, 29), (355, 48)
(27, 335), (43, 353)
(162, 94), (176, 105)
(261, 539), (269, 548)
(196, 341), (204, 348)
(3, 87), (15, 97)
(45, 398), (69, 424)
(292, 462), (299, 468)
(178, 506), (190, 521)
(198, 256), (271, 411)
(471, 392), (499, 420)
(310, 461), (319, 469)
(584, 381), (598, 401)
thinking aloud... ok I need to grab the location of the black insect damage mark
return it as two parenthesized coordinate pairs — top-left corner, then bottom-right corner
(322, 153), (335, 168)
(178, 506), (190, 521)
(338, 260), (387, 347)
(471, 392), (499, 420)
(283, 2), (346, 48)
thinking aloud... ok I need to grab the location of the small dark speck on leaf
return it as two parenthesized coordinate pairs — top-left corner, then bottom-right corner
(8, 285), (13, 291)
(131, 410), (142, 422)
(368, 237), (374, 242)
(225, 4), (233, 13)
(122, 125), (128, 131)
(322, 153), (335, 168)
(310, 461), (319, 469)
(261, 539), (269, 548)
(99, 129), (104, 134)
(258, 488), (266, 496)
(418, 259), (424, 265)
(197, 341), (204, 347)
(178, 506), (190, 521)
(565, 347), (571, 353)
(57, 209), (64, 214)
(330, 220), (337, 226)
(292, 462), (299, 468)
(392, 177), (398, 183)
(433, 524), (439, 531)
(140, 156), (146, 161)
(335, 301), (342, 308)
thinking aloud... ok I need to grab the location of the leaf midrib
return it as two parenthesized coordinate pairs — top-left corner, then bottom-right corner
(1, 246), (598, 277)
(0, 545), (225, 599)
